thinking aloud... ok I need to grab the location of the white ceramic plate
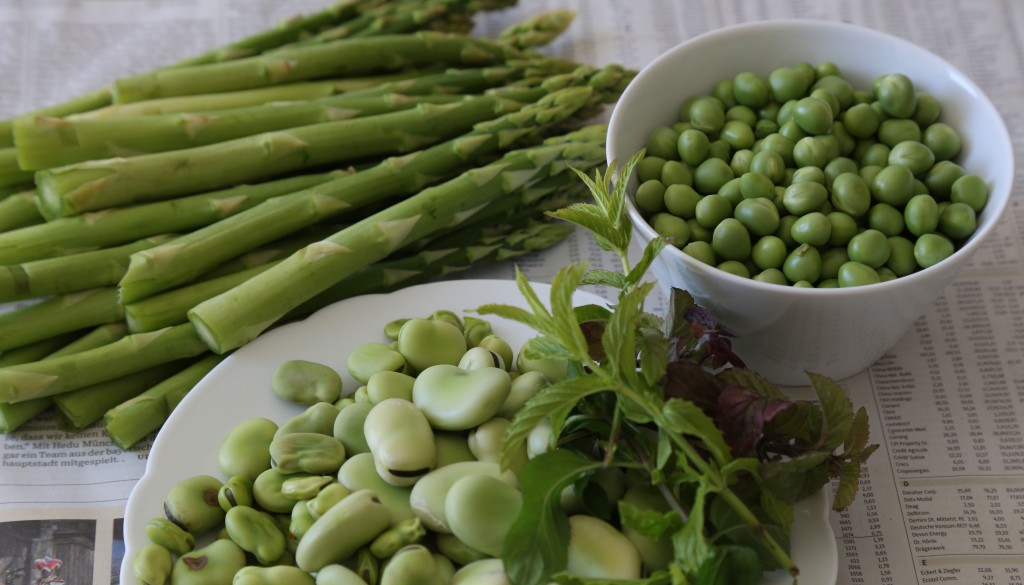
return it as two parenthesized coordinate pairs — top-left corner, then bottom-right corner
(120, 279), (837, 584)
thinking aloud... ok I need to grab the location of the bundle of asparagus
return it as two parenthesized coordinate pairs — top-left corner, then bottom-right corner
(0, 0), (633, 447)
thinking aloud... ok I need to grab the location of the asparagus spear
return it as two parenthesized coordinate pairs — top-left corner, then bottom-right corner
(287, 0), (470, 45)
(0, 235), (175, 302)
(0, 323), (208, 403)
(0, 191), (43, 232)
(54, 360), (192, 432)
(0, 324), (126, 433)
(0, 148), (34, 188)
(188, 133), (606, 352)
(113, 32), (524, 103)
(0, 172), (344, 265)
(36, 93), (524, 217)
(0, 288), (124, 352)
(103, 353), (228, 449)
(116, 85), (594, 302)
(498, 10), (577, 49)
(16, 92), (467, 170)
(70, 68), (449, 120)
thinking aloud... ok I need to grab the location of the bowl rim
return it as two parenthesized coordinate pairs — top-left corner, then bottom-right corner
(608, 18), (1015, 298)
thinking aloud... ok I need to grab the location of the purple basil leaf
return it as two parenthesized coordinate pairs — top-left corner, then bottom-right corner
(715, 385), (797, 457)
(661, 360), (723, 414)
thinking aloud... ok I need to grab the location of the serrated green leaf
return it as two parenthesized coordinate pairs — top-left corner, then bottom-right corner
(503, 374), (613, 470)
(601, 282), (653, 387)
(833, 459), (862, 511)
(568, 165), (610, 216)
(520, 335), (576, 361)
(717, 368), (787, 400)
(672, 483), (713, 575)
(550, 262), (589, 360)
(504, 449), (604, 585)
(758, 451), (830, 503)
(515, 265), (554, 329)
(661, 398), (733, 467)
(667, 288), (697, 338)
(637, 329), (669, 388)
(573, 303), (612, 324)
(844, 407), (870, 455)
(807, 372), (853, 451)
(580, 269), (627, 289)
(721, 457), (759, 482)
(610, 149), (646, 230)
(759, 488), (795, 533)
(619, 500), (682, 539)
(475, 303), (548, 336)
(656, 427), (672, 470)
(624, 237), (666, 289)
(549, 205), (627, 251)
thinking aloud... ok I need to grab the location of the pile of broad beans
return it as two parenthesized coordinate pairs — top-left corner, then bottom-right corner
(133, 311), (649, 585)
(635, 62), (989, 288)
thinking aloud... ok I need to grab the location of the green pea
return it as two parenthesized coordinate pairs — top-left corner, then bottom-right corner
(853, 89), (873, 105)
(842, 103), (881, 138)
(720, 120), (755, 150)
(888, 140), (935, 177)
(693, 158), (734, 194)
(712, 218), (752, 261)
(780, 181), (826, 216)
(751, 235), (787, 270)
(687, 218), (712, 243)
(908, 91), (939, 122)
(792, 136), (831, 169)
(730, 149), (754, 176)
(689, 96), (726, 133)
(852, 138), (877, 163)
(867, 202), (906, 236)
(847, 229), (891, 269)
(870, 99), (889, 122)
(672, 122), (691, 134)
(809, 88), (840, 121)
(914, 233), (955, 268)
(753, 268), (789, 285)
(859, 164), (882, 186)
(870, 164), (915, 207)
(678, 96), (700, 122)
(913, 178), (930, 195)
(812, 75), (855, 111)
(682, 241), (716, 265)
(950, 174), (988, 212)
(778, 119), (807, 142)
(769, 67), (811, 102)
(791, 166), (825, 186)
(939, 202), (978, 240)
(694, 193), (732, 229)
(677, 129), (710, 166)
(824, 157), (858, 186)
(859, 142), (891, 168)
(875, 73), (917, 118)
(651, 213), (691, 247)
(737, 171), (773, 200)
(827, 212), (859, 247)
(831, 121), (856, 155)
(820, 248), (850, 280)
(726, 105), (758, 125)
(755, 119), (779, 139)
(815, 61), (841, 80)
(758, 133), (795, 166)
(877, 267), (898, 282)
(793, 96), (833, 135)
(775, 215), (799, 249)
(793, 62), (816, 85)
(713, 78), (738, 109)
(831, 172), (871, 217)
(716, 260), (750, 278)
(636, 156), (667, 183)
(663, 184), (700, 219)
(717, 177), (742, 206)
(924, 160), (965, 200)
(790, 212), (831, 246)
(748, 150), (785, 184)
(634, 179), (667, 214)
(878, 118), (922, 147)
(904, 194), (939, 236)
(661, 160), (693, 187)
(645, 127), (681, 160)
(782, 244), (822, 284)
(886, 236), (917, 276)
(734, 197), (780, 237)
(838, 262), (881, 287)
(817, 278), (840, 288)
(733, 72), (769, 108)
(776, 99), (797, 125)
(921, 122), (961, 162)
(707, 139), (731, 161)
(792, 280), (814, 288)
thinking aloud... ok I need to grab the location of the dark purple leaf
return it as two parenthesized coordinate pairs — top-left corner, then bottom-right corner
(661, 360), (723, 414)
(715, 385), (797, 457)
(579, 321), (606, 361)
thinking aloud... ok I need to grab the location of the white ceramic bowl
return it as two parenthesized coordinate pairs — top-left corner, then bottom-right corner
(607, 20), (1013, 385)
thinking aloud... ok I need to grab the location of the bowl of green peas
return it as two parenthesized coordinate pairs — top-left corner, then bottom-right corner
(607, 20), (1013, 385)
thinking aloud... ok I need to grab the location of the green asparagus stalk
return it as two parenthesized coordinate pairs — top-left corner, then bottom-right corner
(103, 353), (228, 449)
(0, 148), (34, 188)
(70, 68), (449, 120)
(0, 324), (127, 433)
(37, 93), (523, 217)
(0, 288), (124, 352)
(0, 88), (114, 149)
(0, 235), (176, 302)
(0, 323), (208, 403)
(16, 92), (467, 170)
(0, 191), (44, 232)
(116, 86), (594, 303)
(113, 32), (523, 103)
(498, 10), (576, 49)
(0, 172), (345, 265)
(188, 134), (606, 352)
(287, 0), (469, 45)
(54, 360), (192, 432)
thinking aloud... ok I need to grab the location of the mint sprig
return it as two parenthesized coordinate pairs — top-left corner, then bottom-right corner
(478, 149), (877, 585)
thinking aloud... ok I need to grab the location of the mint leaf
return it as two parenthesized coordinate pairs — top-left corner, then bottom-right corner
(601, 282), (653, 386)
(759, 452), (830, 503)
(550, 263), (589, 360)
(844, 406), (870, 454)
(716, 368), (787, 400)
(580, 269), (627, 289)
(609, 150), (646, 230)
(661, 398), (732, 467)
(503, 449), (603, 585)
(637, 327), (669, 388)
(672, 484), (713, 575)
(619, 500), (681, 539)
(548, 203), (628, 251)
(624, 235), (665, 290)
(807, 372), (853, 451)
(833, 459), (862, 511)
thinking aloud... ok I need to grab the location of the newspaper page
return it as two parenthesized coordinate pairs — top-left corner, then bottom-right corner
(1, 1), (1023, 584)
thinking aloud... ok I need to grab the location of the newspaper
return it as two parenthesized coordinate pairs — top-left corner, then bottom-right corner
(1, 1), (1022, 584)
